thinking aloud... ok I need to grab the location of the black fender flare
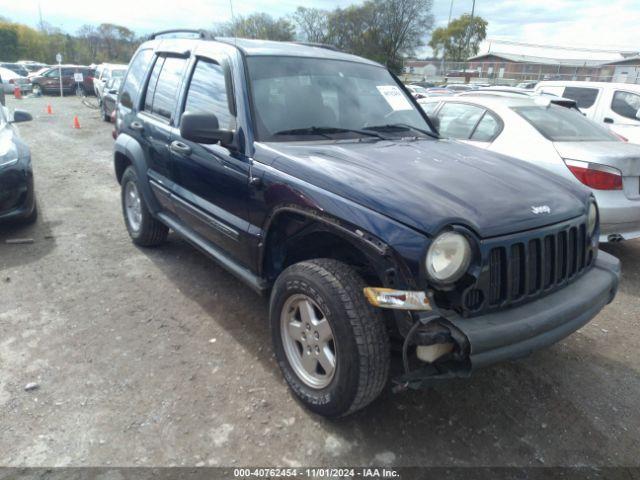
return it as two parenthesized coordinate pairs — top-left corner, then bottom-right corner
(114, 133), (161, 214)
(259, 205), (413, 289)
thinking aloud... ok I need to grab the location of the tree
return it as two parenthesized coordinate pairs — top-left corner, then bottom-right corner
(292, 7), (329, 44)
(292, 0), (433, 72)
(214, 13), (295, 41)
(428, 14), (487, 61)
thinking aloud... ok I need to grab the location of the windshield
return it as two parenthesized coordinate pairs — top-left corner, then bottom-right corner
(246, 56), (433, 141)
(513, 104), (617, 142)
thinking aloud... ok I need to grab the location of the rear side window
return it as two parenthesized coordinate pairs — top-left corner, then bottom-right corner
(436, 103), (485, 139)
(611, 90), (640, 120)
(513, 104), (616, 142)
(183, 59), (234, 130)
(471, 112), (501, 141)
(120, 49), (154, 109)
(144, 57), (165, 113)
(563, 87), (599, 109)
(148, 57), (187, 120)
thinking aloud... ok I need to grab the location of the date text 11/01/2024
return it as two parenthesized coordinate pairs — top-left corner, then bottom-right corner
(233, 468), (400, 478)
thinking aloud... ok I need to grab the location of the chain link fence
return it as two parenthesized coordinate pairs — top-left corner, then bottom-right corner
(400, 61), (640, 86)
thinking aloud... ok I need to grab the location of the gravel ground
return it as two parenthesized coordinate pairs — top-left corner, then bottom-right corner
(1, 95), (639, 468)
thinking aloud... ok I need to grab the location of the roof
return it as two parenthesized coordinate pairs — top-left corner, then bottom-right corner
(604, 55), (640, 65)
(217, 38), (381, 66)
(536, 80), (640, 91)
(470, 41), (627, 67)
(419, 93), (574, 110)
(145, 36), (381, 67)
(468, 52), (610, 67)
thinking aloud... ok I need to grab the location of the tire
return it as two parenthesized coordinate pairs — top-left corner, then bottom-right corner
(120, 166), (168, 247)
(32, 84), (42, 96)
(21, 201), (38, 225)
(270, 259), (390, 417)
(101, 103), (110, 122)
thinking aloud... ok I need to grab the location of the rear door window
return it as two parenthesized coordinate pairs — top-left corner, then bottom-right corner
(611, 90), (640, 120)
(120, 49), (154, 109)
(562, 87), (599, 109)
(435, 103), (485, 139)
(143, 57), (165, 113)
(148, 57), (187, 121)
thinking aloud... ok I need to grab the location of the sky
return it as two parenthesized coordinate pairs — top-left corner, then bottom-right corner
(1, 0), (640, 55)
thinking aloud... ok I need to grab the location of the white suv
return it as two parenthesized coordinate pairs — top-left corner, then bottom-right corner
(535, 81), (640, 144)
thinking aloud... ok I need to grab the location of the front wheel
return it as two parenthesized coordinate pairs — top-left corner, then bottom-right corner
(120, 166), (168, 247)
(270, 259), (390, 417)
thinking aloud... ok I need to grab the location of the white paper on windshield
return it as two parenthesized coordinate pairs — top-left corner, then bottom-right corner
(376, 85), (413, 111)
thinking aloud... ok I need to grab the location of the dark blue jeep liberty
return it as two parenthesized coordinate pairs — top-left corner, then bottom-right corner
(114, 31), (621, 417)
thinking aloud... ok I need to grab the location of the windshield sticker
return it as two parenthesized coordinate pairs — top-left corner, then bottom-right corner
(377, 85), (413, 111)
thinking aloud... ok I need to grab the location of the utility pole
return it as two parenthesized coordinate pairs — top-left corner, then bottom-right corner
(38, 2), (44, 30)
(447, 0), (454, 26)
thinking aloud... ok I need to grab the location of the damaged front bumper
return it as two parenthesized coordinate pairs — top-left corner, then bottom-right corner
(394, 250), (621, 390)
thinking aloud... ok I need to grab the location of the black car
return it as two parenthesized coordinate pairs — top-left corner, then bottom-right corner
(101, 77), (121, 122)
(0, 106), (36, 223)
(113, 32), (620, 417)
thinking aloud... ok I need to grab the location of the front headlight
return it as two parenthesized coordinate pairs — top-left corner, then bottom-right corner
(587, 201), (598, 237)
(426, 231), (471, 284)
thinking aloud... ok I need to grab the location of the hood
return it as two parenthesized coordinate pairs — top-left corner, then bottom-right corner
(553, 141), (640, 176)
(264, 139), (590, 238)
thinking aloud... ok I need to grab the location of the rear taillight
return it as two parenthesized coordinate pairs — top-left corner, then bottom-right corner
(564, 159), (623, 190)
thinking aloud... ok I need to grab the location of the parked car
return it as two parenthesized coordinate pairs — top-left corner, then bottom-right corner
(517, 81), (538, 89)
(0, 66), (32, 95)
(0, 105), (36, 223)
(30, 65), (96, 96)
(101, 77), (121, 122)
(420, 94), (640, 242)
(0, 63), (30, 77)
(94, 64), (127, 102)
(16, 61), (48, 72)
(114, 34), (619, 417)
(445, 84), (476, 92)
(405, 84), (430, 99)
(535, 81), (640, 144)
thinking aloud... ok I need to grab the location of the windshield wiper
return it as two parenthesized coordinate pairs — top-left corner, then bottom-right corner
(365, 123), (439, 139)
(273, 126), (389, 140)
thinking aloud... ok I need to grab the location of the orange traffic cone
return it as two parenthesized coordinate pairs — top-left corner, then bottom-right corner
(46, 104), (53, 115)
(13, 86), (22, 99)
(73, 115), (80, 129)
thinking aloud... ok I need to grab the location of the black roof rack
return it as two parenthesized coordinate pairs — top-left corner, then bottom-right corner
(148, 29), (215, 40)
(291, 41), (339, 52)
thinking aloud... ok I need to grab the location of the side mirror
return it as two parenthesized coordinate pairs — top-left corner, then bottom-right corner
(10, 109), (33, 123)
(180, 112), (233, 146)
(108, 89), (118, 95)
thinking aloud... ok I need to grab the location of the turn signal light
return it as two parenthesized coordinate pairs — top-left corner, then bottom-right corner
(564, 159), (623, 190)
(363, 288), (431, 311)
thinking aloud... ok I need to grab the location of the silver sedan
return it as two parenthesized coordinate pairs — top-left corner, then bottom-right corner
(419, 94), (640, 243)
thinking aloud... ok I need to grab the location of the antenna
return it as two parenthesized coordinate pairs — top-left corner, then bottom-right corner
(38, 1), (44, 30)
(229, 0), (238, 46)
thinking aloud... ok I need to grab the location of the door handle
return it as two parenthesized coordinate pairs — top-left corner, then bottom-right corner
(169, 140), (192, 156)
(604, 117), (614, 124)
(130, 121), (144, 131)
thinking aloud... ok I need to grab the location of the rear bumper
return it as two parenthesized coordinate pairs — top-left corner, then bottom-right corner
(449, 251), (620, 369)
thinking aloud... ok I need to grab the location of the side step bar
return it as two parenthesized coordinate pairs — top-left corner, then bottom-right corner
(157, 212), (268, 294)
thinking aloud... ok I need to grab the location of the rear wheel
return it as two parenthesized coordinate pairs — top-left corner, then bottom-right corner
(270, 259), (389, 417)
(32, 84), (42, 96)
(101, 103), (111, 122)
(120, 166), (168, 247)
